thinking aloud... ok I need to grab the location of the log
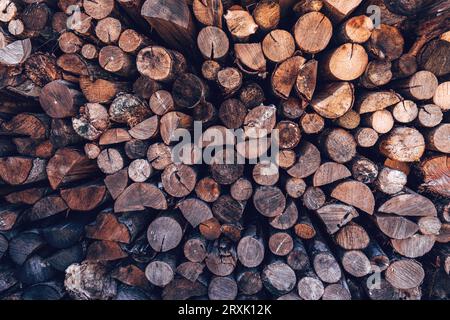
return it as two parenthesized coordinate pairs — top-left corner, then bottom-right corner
(261, 260), (296, 295)
(98, 46), (135, 77)
(147, 212), (185, 252)
(302, 186), (325, 210)
(141, 0), (196, 54)
(205, 238), (237, 276)
(95, 17), (121, 44)
(237, 224), (265, 268)
(269, 199), (298, 230)
(321, 128), (357, 164)
(355, 90), (401, 114)
(86, 210), (149, 244)
(340, 250), (371, 277)
(268, 230), (293, 256)
(271, 55), (305, 99)
(308, 237), (342, 284)
(65, 261), (117, 300)
(426, 124), (450, 154)
(385, 259), (424, 290)
(9, 231), (44, 265)
(172, 73), (208, 109)
(351, 156), (379, 183)
(295, 59), (318, 101)
(316, 204), (359, 234)
(145, 253), (176, 287)
(366, 24), (404, 61)
(313, 161), (351, 187)
(61, 182), (107, 211)
(39, 80), (83, 118)
(338, 15), (373, 43)
(223, 7), (258, 41)
(321, 0), (362, 22)
(321, 43), (368, 81)
(420, 156), (450, 198)
(331, 180), (375, 214)
(335, 222), (370, 250)
(363, 110), (394, 134)
(293, 12), (332, 54)
(253, 185), (286, 217)
(287, 141), (321, 178)
(197, 26), (229, 60)
(395, 71), (438, 101)
(297, 273), (324, 300)
(99, 128), (131, 145)
(193, 0), (223, 28)
(376, 167), (407, 194)
(97, 148), (124, 174)
(433, 82), (450, 111)
(294, 211), (317, 240)
(359, 60), (392, 89)
(379, 127), (425, 162)
(178, 197), (213, 227)
(236, 267), (263, 295)
(311, 82), (354, 119)
(0, 157), (47, 186)
(201, 60), (221, 81)
(417, 104), (443, 128)
(124, 139), (149, 159)
(418, 39), (450, 77)
(262, 29), (294, 63)
(230, 177), (253, 201)
(136, 46), (186, 83)
(114, 182), (167, 212)
(379, 193), (437, 217)
(391, 235), (435, 258)
(208, 276), (238, 300)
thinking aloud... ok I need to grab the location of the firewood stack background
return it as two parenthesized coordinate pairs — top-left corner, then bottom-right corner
(0, 0), (449, 300)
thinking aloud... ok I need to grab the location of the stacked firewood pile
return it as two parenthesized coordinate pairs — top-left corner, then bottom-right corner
(0, 0), (449, 300)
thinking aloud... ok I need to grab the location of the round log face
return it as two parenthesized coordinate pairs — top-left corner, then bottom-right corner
(1, 0), (446, 301)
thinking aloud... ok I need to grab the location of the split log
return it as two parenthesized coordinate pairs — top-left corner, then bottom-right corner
(394, 71), (438, 101)
(197, 26), (229, 60)
(420, 156), (450, 198)
(223, 7), (258, 42)
(136, 46), (186, 83)
(193, 0), (223, 28)
(269, 200), (298, 230)
(46, 148), (97, 189)
(39, 80), (83, 118)
(294, 211), (317, 240)
(379, 193), (437, 217)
